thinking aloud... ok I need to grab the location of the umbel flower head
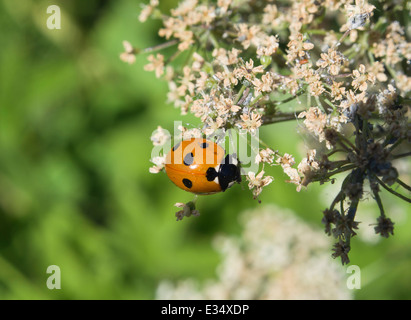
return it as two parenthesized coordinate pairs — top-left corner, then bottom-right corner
(374, 216), (394, 238)
(156, 206), (352, 300)
(246, 170), (274, 201)
(129, 0), (410, 265)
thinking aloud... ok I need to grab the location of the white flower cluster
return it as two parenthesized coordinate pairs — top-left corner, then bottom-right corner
(156, 205), (352, 300)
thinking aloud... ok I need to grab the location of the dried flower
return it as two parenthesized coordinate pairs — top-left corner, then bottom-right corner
(246, 170), (273, 200)
(255, 148), (275, 165)
(352, 64), (375, 92)
(332, 241), (351, 265)
(369, 61), (387, 82)
(239, 112), (262, 133)
(330, 81), (346, 101)
(316, 49), (343, 75)
(150, 126), (169, 146)
(298, 107), (328, 145)
(276, 153), (296, 168)
(174, 199), (200, 221)
(236, 23), (263, 49)
(322, 209), (339, 236)
(374, 216), (395, 238)
(149, 155), (166, 174)
(139, 0), (159, 23)
(120, 41), (137, 64)
(144, 53), (165, 78)
(287, 33), (314, 63)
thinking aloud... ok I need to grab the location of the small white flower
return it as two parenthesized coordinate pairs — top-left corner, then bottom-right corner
(246, 170), (273, 199)
(149, 155), (166, 174)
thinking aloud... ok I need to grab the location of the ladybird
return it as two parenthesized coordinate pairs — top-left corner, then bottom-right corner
(165, 138), (241, 195)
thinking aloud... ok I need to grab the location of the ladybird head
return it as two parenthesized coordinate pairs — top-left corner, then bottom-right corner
(218, 154), (242, 191)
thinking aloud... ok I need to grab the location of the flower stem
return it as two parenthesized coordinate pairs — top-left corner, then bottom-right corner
(384, 63), (397, 79)
(312, 164), (357, 183)
(392, 151), (411, 160)
(326, 148), (346, 157)
(249, 93), (264, 107)
(262, 111), (303, 125)
(330, 190), (345, 211)
(396, 178), (411, 192)
(387, 138), (403, 153)
(208, 31), (220, 49)
(142, 39), (178, 53)
(332, 29), (351, 50)
(234, 85), (247, 105)
(375, 176), (411, 203)
(337, 132), (360, 154)
(372, 188), (385, 217)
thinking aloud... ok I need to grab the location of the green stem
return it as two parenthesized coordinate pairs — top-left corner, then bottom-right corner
(375, 176), (411, 203)
(343, 46), (356, 57)
(262, 111), (304, 125)
(192, 194), (199, 204)
(387, 138), (404, 153)
(142, 39), (178, 53)
(326, 148), (346, 157)
(392, 151), (411, 160)
(367, 50), (375, 64)
(328, 73), (353, 79)
(396, 178), (411, 192)
(324, 98), (336, 110)
(256, 136), (272, 150)
(306, 29), (329, 35)
(165, 50), (183, 65)
(330, 190), (345, 211)
(261, 89), (306, 106)
(234, 85), (247, 105)
(347, 197), (359, 220)
(340, 198), (345, 216)
(249, 93), (264, 107)
(337, 132), (360, 154)
(312, 164), (357, 182)
(208, 31), (220, 49)
(315, 95), (326, 113)
(332, 29), (351, 50)
(331, 160), (351, 168)
(372, 188), (385, 217)
(384, 63), (397, 79)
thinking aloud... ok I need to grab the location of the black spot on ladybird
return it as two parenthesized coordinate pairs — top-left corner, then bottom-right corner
(206, 167), (218, 181)
(182, 178), (192, 189)
(200, 142), (209, 148)
(172, 142), (181, 151)
(184, 152), (194, 166)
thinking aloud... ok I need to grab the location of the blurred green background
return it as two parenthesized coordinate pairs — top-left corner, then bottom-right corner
(0, 0), (410, 299)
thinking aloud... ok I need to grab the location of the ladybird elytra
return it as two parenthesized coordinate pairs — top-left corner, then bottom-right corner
(165, 138), (241, 195)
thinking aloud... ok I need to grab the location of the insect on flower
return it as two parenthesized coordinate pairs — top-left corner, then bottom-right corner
(165, 138), (242, 194)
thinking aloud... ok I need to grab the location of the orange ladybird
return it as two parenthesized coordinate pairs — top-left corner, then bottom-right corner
(165, 138), (241, 195)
